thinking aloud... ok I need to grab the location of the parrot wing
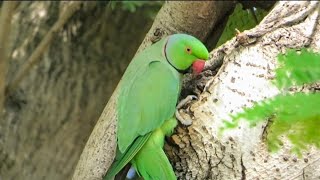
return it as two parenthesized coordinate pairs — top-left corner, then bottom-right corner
(117, 60), (180, 153)
(105, 60), (180, 179)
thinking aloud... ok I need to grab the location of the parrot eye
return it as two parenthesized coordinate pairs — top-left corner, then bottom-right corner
(185, 47), (192, 54)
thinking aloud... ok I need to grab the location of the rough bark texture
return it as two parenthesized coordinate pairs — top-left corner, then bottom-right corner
(169, 1), (320, 179)
(73, 1), (235, 180)
(0, 2), (157, 180)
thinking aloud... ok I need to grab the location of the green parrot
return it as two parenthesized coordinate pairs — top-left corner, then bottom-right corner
(104, 34), (209, 180)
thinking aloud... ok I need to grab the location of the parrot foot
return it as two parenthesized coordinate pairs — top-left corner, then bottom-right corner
(175, 110), (192, 126)
(175, 95), (198, 126)
(177, 95), (198, 109)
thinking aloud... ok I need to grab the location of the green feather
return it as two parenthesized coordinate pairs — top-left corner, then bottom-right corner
(117, 38), (181, 153)
(105, 38), (180, 179)
(104, 133), (152, 180)
(104, 34), (209, 180)
(131, 118), (178, 180)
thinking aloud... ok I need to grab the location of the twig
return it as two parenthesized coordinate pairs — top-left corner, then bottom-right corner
(0, 2), (18, 113)
(6, 1), (82, 95)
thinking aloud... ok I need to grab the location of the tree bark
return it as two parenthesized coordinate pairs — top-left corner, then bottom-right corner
(0, 2), (18, 114)
(73, 1), (235, 180)
(169, 1), (320, 179)
(0, 2), (157, 180)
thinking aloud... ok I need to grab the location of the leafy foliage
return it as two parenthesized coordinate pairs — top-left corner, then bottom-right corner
(222, 49), (320, 156)
(216, 3), (269, 47)
(110, 1), (145, 12)
(108, 1), (163, 19)
(274, 49), (320, 89)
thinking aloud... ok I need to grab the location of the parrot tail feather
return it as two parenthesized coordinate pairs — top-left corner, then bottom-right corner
(132, 145), (177, 180)
(104, 133), (152, 180)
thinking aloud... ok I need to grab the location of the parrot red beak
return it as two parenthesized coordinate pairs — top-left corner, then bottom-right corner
(192, 59), (206, 75)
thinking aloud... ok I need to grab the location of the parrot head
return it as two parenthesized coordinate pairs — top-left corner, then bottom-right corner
(165, 34), (209, 74)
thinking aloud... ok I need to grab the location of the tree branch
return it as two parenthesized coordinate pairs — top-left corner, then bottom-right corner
(0, 1), (18, 113)
(6, 1), (82, 96)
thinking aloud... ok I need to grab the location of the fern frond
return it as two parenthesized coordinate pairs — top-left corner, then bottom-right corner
(223, 92), (320, 155)
(268, 115), (320, 155)
(274, 49), (320, 89)
(222, 49), (320, 155)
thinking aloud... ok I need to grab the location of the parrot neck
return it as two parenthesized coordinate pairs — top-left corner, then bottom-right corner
(164, 38), (188, 74)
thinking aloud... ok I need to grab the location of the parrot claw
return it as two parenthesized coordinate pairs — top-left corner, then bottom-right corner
(175, 95), (198, 126)
(176, 95), (198, 109)
(175, 110), (193, 126)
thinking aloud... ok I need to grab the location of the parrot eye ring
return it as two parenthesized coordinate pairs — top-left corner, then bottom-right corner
(186, 47), (192, 54)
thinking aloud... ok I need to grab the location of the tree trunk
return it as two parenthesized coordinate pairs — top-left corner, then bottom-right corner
(0, 2), (158, 180)
(169, 1), (320, 179)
